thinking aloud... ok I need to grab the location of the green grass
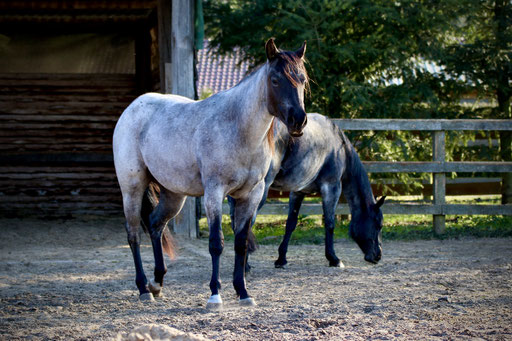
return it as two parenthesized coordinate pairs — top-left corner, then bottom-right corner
(198, 195), (512, 244)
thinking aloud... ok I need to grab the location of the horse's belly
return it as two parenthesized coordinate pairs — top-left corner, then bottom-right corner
(271, 167), (318, 193)
(144, 153), (204, 196)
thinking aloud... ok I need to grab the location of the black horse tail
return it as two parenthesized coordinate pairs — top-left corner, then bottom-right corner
(247, 228), (259, 254)
(140, 182), (176, 260)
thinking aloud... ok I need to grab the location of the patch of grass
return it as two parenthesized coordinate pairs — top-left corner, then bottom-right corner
(198, 196), (512, 243)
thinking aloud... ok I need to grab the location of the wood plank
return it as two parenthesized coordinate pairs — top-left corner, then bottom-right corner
(0, 145), (114, 152)
(332, 118), (512, 131)
(0, 130), (115, 137)
(229, 203), (512, 216)
(0, 172), (117, 180)
(0, 78), (136, 88)
(0, 166), (114, 173)
(363, 161), (512, 173)
(0, 73), (136, 80)
(0, 101), (127, 113)
(433, 130), (446, 235)
(0, 94), (135, 103)
(0, 122), (114, 130)
(0, 114), (119, 122)
(0, 137), (113, 144)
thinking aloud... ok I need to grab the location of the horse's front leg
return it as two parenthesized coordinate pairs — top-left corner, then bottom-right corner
(204, 187), (225, 309)
(232, 182), (265, 306)
(275, 192), (305, 268)
(320, 182), (343, 267)
(228, 179), (270, 274)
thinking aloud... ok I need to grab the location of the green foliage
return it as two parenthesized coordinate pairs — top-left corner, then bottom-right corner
(204, 0), (476, 119)
(203, 0), (511, 193)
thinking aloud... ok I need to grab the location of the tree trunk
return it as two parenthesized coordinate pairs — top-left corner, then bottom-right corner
(494, 0), (512, 204)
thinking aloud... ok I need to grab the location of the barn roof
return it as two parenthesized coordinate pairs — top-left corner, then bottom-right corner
(196, 42), (250, 97)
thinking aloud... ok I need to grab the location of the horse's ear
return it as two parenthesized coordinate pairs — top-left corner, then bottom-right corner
(375, 196), (386, 209)
(266, 38), (279, 60)
(295, 41), (307, 59)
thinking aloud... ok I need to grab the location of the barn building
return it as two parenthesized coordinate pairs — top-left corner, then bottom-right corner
(0, 0), (198, 229)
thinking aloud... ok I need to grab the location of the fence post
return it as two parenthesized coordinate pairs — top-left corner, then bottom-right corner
(433, 130), (446, 235)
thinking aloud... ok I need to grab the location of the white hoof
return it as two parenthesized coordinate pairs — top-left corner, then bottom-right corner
(337, 261), (346, 269)
(206, 294), (223, 310)
(139, 292), (155, 302)
(148, 279), (163, 297)
(239, 297), (256, 307)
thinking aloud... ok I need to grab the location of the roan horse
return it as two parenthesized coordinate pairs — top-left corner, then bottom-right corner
(230, 113), (385, 268)
(113, 39), (308, 308)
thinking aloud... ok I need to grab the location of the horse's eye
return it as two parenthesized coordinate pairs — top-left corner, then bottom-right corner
(271, 77), (279, 87)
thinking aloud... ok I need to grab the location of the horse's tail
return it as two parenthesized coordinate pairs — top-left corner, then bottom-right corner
(247, 228), (259, 254)
(141, 182), (176, 260)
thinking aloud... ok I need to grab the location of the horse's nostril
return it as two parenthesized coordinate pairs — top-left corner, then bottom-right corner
(301, 115), (308, 128)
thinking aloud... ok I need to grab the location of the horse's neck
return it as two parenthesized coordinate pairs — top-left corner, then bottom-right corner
(226, 65), (274, 151)
(342, 142), (374, 216)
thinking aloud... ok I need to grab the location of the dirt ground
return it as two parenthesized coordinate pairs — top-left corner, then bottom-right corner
(0, 217), (511, 340)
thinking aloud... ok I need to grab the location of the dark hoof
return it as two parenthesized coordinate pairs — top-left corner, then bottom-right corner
(329, 259), (345, 268)
(148, 280), (163, 297)
(274, 259), (287, 268)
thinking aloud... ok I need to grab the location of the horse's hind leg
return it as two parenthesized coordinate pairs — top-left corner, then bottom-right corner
(118, 171), (153, 300)
(275, 192), (305, 268)
(320, 182), (343, 267)
(144, 188), (186, 297)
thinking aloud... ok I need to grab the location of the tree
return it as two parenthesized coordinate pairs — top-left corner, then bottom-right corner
(204, 0), (466, 118)
(432, 0), (511, 203)
(204, 0), (511, 198)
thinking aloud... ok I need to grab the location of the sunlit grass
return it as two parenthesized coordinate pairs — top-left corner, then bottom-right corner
(198, 195), (512, 243)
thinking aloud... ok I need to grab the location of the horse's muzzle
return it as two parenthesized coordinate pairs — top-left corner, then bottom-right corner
(364, 248), (382, 264)
(287, 112), (307, 137)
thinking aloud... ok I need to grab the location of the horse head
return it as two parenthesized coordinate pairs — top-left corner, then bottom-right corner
(265, 38), (308, 137)
(349, 196), (386, 264)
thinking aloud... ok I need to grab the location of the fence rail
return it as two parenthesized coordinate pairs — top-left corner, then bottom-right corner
(225, 119), (512, 235)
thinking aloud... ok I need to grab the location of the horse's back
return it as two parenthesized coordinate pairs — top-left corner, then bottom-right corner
(113, 93), (205, 195)
(271, 113), (345, 193)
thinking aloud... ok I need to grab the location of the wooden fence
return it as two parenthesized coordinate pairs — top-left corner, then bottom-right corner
(226, 119), (512, 235)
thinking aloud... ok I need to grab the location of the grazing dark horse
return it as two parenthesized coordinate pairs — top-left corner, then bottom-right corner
(229, 113), (384, 268)
(113, 39), (308, 308)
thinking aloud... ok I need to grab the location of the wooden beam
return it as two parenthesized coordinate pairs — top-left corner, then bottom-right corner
(221, 203), (512, 216)
(433, 130), (446, 235)
(332, 119), (512, 131)
(168, 0), (196, 238)
(362, 161), (512, 173)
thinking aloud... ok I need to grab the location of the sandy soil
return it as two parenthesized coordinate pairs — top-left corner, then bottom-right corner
(0, 217), (511, 340)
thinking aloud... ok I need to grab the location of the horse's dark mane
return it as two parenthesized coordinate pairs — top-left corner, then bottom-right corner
(234, 50), (309, 91)
(340, 131), (374, 211)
